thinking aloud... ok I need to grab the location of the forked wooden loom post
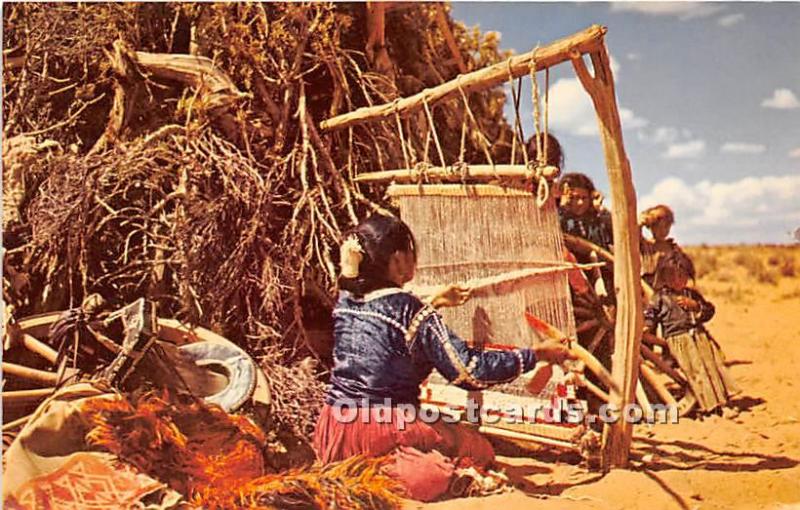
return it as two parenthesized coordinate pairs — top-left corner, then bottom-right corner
(571, 44), (643, 470)
(320, 24), (643, 469)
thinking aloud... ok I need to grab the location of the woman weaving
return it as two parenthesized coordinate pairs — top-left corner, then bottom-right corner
(314, 213), (573, 501)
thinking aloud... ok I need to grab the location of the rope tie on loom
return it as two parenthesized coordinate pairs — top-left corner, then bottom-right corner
(413, 160), (430, 184)
(529, 46), (551, 208)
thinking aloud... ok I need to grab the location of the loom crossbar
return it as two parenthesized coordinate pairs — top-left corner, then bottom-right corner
(320, 25), (607, 132)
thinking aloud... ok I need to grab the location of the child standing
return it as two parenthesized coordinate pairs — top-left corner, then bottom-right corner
(639, 204), (682, 287)
(644, 250), (739, 416)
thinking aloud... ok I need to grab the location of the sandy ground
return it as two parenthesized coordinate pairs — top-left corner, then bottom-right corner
(412, 259), (800, 510)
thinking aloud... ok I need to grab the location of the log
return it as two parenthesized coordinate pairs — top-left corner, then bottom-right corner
(571, 45), (643, 470)
(3, 413), (33, 432)
(586, 326), (608, 354)
(642, 331), (668, 347)
(636, 379), (655, 421)
(576, 319), (599, 335)
(582, 377), (610, 403)
(2, 362), (59, 386)
(19, 334), (58, 364)
(640, 344), (686, 385)
(571, 343), (619, 395)
(320, 25), (607, 131)
(478, 425), (577, 450)
(434, 3), (468, 74)
(639, 362), (679, 408)
(2, 388), (55, 405)
(134, 50), (245, 111)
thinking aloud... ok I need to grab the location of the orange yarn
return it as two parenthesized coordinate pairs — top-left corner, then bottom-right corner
(82, 390), (403, 509)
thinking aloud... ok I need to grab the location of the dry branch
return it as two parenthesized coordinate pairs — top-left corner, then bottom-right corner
(321, 25), (606, 131)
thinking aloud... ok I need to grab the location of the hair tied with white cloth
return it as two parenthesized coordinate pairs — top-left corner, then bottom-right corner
(340, 234), (364, 278)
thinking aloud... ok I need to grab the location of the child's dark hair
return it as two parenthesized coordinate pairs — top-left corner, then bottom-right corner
(642, 204), (675, 226)
(527, 133), (564, 170)
(338, 213), (416, 296)
(654, 249), (695, 288)
(559, 172), (596, 194)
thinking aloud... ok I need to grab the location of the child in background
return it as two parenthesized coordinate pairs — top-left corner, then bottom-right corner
(644, 250), (739, 417)
(526, 133), (564, 170)
(640, 204), (682, 287)
(557, 172), (614, 299)
(557, 172), (613, 251)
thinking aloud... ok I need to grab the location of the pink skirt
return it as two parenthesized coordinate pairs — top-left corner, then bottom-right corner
(313, 404), (494, 501)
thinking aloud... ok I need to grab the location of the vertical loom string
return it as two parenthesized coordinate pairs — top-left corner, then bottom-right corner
(459, 109), (468, 164)
(422, 96), (447, 168)
(516, 76), (530, 167)
(394, 109), (411, 171)
(544, 68), (550, 167)
(529, 53), (551, 207)
(529, 48), (543, 167)
(456, 77), (495, 168)
(507, 62), (517, 165)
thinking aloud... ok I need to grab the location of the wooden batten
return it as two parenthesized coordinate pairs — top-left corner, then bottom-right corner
(408, 262), (605, 299)
(320, 25), (607, 132)
(386, 183), (535, 198)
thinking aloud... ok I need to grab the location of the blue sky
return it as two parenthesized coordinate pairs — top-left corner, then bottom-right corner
(451, 2), (800, 244)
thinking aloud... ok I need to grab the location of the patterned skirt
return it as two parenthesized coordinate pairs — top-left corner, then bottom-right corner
(667, 330), (740, 412)
(313, 404), (495, 501)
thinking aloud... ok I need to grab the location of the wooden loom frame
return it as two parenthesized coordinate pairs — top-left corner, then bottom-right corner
(321, 25), (642, 470)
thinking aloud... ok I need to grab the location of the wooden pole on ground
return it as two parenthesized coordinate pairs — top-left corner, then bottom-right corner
(572, 44), (643, 470)
(2, 362), (59, 386)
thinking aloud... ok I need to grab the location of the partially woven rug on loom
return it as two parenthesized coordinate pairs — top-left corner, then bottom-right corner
(81, 390), (403, 509)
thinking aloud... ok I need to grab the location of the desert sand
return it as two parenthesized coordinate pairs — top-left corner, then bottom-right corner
(413, 246), (800, 510)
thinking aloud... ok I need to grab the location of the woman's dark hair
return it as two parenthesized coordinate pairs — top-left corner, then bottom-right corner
(338, 213), (416, 296)
(654, 249), (695, 288)
(559, 172), (596, 194)
(526, 133), (564, 170)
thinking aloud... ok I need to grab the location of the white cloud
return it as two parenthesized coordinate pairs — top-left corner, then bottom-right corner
(790, 147), (800, 158)
(662, 140), (706, 159)
(718, 13), (745, 27)
(548, 77), (598, 136)
(619, 108), (649, 129)
(626, 53), (641, 61)
(638, 126), (680, 145)
(761, 88), (800, 110)
(548, 57), (646, 137)
(609, 54), (621, 76)
(720, 142), (766, 155)
(610, 2), (724, 20)
(639, 175), (800, 242)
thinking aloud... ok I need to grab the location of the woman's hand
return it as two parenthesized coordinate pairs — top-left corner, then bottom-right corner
(532, 339), (576, 365)
(429, 284), (472, 309)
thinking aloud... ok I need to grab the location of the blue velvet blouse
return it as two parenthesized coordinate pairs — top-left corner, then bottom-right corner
(326, 288), (537, 407)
